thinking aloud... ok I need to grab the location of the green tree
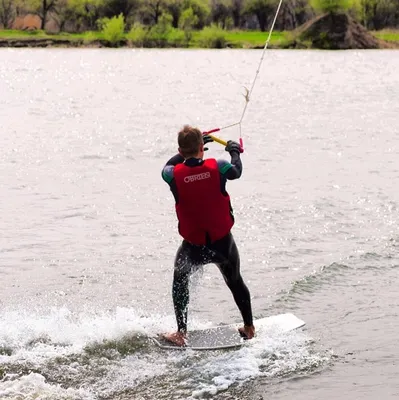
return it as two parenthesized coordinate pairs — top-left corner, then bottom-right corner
(179, 6), (197, 41)
(310, 0), (357, 13)
(357, 0), (374, 27)
(67, 0), (105, 30)
(149, 12), (172, 44)
(165, 0), (183, 28)
(141, 0), (165, 24)
(230, 0), (244, 27)
(102, 0), (140, 20)
(53, 0), (98, 32)
(244, 0), (278, 31)
(138, 0), (208, 29)
(210, 0), (230, 28)
(182, 0), (210, 28)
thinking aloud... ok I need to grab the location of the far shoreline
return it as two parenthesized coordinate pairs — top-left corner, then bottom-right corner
(1, 38), (399, 50)
(0, 28), (398, 50)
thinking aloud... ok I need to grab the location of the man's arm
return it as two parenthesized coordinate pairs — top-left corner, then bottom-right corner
(161, 154), (184, 184)
(226, 151), (242, 179)
(218, 140), (243, 180)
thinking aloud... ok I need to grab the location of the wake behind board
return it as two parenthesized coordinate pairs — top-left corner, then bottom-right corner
(153, 313), (305, 351)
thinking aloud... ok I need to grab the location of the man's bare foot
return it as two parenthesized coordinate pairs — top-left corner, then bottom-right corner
(162, 331), (187, 347)
(238, 324), (255, 340)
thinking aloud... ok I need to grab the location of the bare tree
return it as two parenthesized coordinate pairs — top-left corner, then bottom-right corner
(278, 0), (313, 30)
(23, 0), (59, 29)
(40, 0), (58, 29)
(0, 0), (15, 28)
(230, 0), (244, 27)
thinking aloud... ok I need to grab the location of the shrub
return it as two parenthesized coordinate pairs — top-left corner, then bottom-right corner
(126, 23), (147, 47)
(98, 14), (125, 46)
(148, 13), (173, 47)
(167, 28), (186, 47)
(197, 25), (227, 48)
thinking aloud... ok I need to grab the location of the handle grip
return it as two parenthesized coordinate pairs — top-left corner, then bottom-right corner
(203, 129), (244, 153)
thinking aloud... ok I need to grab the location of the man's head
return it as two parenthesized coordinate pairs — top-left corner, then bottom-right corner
(178, 125), (204, 159)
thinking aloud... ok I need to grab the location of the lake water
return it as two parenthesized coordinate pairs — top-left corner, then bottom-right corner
(0, 48), (399, 400)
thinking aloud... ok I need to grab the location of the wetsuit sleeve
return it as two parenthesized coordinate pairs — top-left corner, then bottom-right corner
(161, 154), (184, 184)
(217, 153), (243, 180)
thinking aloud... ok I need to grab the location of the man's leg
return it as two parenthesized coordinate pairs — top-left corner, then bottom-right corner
(172, 241), (193, 333)
(164, 240), (201, 345)
(210, 233), (254, 337)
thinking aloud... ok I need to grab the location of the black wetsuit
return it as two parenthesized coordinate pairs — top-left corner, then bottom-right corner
(162, 153), (253, 332)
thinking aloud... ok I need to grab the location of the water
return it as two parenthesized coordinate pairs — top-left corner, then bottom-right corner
(0, 48), (398, 399)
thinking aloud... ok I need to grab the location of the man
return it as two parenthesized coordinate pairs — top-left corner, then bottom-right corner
(161, 125), (255, 346)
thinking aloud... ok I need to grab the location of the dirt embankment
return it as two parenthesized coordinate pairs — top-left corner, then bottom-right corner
(0, 38), (84, 48)
(290, 12), (397, 49)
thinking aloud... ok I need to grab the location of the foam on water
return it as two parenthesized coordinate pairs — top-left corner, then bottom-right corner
(0, 306), (174, 399)
(1, 307), (148, 359)
(0, 306), (328, 399)
(0, 372), (94, 400)
(187, 330), (326, 399)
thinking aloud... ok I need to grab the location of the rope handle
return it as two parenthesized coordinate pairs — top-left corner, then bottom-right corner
(203, 129), (244, 153)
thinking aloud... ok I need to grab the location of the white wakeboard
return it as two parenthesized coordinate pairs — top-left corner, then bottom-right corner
(153, 313), (305, 351)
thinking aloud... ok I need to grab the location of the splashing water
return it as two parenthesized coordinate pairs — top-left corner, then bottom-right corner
(0, 306), (328, 400)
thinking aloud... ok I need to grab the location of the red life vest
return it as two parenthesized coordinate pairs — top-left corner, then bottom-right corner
(174, 158), (234, 245)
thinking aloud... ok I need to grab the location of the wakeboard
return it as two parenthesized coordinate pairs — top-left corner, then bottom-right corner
(153, 313), (305, 350)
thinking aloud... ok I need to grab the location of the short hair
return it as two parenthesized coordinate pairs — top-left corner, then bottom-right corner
(178, 125), (204, 158)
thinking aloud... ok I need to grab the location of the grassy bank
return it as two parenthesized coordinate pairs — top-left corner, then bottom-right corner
(0, 28), (398, 48)
(372, 29), (399, 43)
(222, 31), (289, 48)
(0, 28), (296, 49)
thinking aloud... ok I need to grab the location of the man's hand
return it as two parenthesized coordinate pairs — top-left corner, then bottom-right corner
(225, 140), (241, 155)
(203, 135), (214, 151)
